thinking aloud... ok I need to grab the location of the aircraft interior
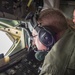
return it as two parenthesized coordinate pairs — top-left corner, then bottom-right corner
(0, 0), (75, 75)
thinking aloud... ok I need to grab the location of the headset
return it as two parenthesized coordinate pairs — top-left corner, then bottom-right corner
(34, 25), (56, 61)
(34, 25), (56, 50)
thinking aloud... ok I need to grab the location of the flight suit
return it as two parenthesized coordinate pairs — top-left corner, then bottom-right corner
(39, 28), (75, 75)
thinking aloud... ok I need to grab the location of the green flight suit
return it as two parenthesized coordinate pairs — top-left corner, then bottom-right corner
(39, 28), (75, 75)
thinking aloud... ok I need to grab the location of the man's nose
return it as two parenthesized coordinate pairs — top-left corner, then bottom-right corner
(30, 36), (35, 45)
(32, 40), (35, 45)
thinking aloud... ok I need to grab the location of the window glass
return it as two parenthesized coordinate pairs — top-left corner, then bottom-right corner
(0, 31), (13, 55)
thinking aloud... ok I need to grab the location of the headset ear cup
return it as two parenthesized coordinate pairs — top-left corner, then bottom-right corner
(38, 29), (55, 48)
(34, 26), (55, 48)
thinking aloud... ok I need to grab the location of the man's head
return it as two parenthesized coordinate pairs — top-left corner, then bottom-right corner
(73, 9), (75, 24)
(38, 8), (68, 32)
(32, 8), (68, 51)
